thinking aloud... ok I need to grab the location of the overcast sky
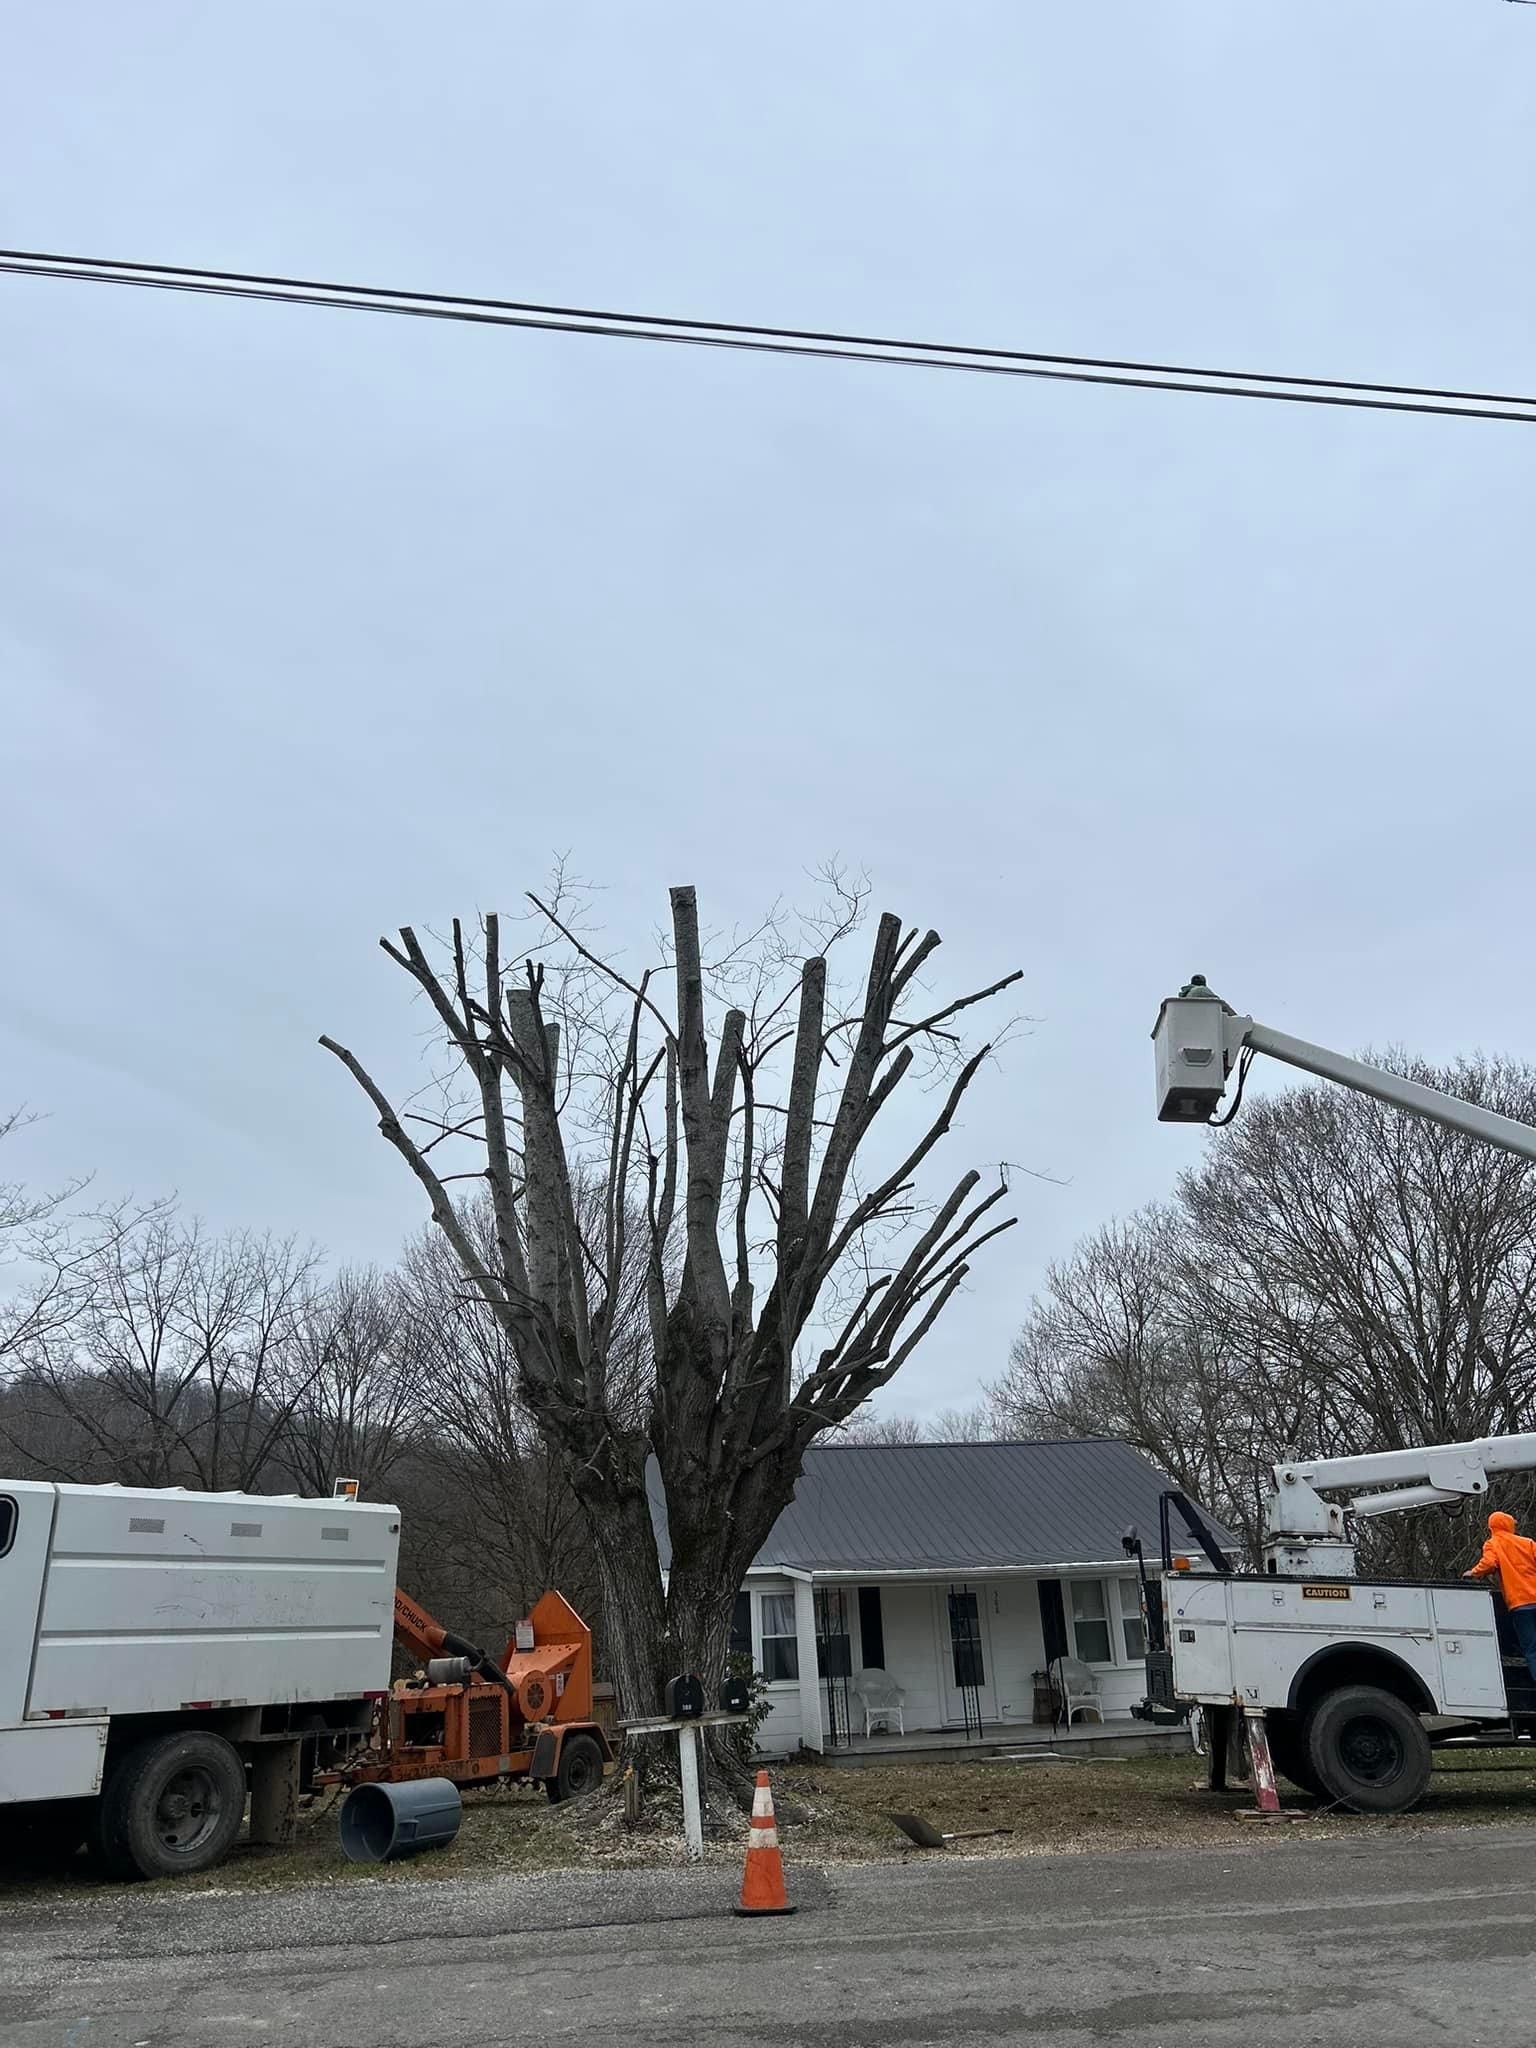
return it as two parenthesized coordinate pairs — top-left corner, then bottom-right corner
(3, 2), (1535, 1424)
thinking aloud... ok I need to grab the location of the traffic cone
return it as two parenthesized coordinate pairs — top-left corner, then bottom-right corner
(735, 1769), (796, 1916)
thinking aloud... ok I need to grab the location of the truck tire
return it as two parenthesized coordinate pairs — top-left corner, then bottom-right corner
(545, 1733), (604, 1805)
(95, 1731), (247, 1880)
(1304, 1685), (1432, 1813)
(1263, 1712), (1323, 1798)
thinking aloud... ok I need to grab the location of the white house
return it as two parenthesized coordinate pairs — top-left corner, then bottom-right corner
(651, 1438), (1236, 1756)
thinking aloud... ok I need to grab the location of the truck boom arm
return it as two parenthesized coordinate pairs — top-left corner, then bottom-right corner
(1274, 1433), (1536, 1522)
(1152, 975), (1536, 1166)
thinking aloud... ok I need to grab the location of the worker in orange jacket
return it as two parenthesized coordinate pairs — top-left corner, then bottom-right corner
(1465, 1511), (1536, 1681)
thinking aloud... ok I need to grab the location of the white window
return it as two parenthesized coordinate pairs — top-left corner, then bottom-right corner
(1068, 1579), (1113, 1664)
(759, 1592), (800, 1682)
(1119, 1578), (1147, 1661)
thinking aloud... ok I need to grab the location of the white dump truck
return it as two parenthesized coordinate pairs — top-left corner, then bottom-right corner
(1136, 978), (1536, 1812)
(0, 1478), (399, 1876)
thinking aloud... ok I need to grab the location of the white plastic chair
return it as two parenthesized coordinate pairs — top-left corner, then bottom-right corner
(1049, 1655), (1104, 1725)
(854, 1667), (906, 1736)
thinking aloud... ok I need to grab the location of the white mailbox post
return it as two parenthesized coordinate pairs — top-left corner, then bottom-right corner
(618, 1710), (750, 1859)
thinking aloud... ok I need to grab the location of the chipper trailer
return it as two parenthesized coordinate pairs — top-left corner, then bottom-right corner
(1135, 977), (1536, 1812)
(325, 1585), (612, 1803)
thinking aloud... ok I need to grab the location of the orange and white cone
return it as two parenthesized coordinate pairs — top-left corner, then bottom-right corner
(735, 1768), (796, 1916)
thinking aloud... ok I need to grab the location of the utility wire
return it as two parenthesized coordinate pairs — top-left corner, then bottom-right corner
(3, 246), (1534, 427)
(11, 243), (1535, 406)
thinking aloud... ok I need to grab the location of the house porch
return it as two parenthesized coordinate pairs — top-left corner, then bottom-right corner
(739, 1564), (1164, 1759)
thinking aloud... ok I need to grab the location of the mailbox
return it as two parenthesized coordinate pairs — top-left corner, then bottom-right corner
(665, 1672), (705, 1719)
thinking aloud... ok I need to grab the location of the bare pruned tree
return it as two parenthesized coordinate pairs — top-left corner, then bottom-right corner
(322, 878), (1021, 1764)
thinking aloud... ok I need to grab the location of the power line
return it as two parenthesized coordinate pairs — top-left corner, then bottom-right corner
(11, 243), (1533, 406)
(3, 246), (1534, 427)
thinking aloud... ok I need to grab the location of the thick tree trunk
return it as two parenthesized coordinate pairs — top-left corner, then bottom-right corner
(654, 1445), (812, 1815)
(664, 1560), (738, 1689)
(578, 1480), (669, 1723)
(580, 1488), (757, 1812)
(574, 1441), (800, 1815)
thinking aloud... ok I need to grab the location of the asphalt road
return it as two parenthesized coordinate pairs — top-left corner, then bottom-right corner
(3, 1826), (1533, 2047)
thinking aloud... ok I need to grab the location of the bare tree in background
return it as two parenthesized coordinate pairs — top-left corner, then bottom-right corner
(3, 1208), (325, 1493)
(393, 1209), (603, 1626)
(930, 1402), (995, 1442)
(0, 1107), (96, 1363)
(836, 1409), (927, 1445)
(322, 878), (1020, 1770)
(992, 1208), (1307, 1553)
(1183, 1057), (1536, 1571)
(280, 1266), (425, 1499)
(997, 1057), (1536, 1573)
(832, 1400), (994, 1446)
(0, 1109), (66, 1244)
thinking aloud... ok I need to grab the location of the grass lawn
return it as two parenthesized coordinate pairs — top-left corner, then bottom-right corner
(7, 1745), (1536, 1902)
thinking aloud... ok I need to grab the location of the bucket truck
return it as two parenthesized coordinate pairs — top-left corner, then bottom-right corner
(1135, 978), (1536, 1812)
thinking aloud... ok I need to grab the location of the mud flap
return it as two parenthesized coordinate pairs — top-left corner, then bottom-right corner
(1243, 1707), (1282, 1813)
(529, 1729), (559, 1780)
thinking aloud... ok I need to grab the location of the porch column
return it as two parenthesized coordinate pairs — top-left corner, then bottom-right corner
(792, 1574), (823, 1753)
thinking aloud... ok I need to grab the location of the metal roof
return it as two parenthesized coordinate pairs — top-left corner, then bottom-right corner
(648, 1438), (1238, 1576)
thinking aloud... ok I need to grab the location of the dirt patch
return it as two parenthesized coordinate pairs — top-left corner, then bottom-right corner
(7, 1745), (1536, 1903)
(785, 1746), (1536, 1859)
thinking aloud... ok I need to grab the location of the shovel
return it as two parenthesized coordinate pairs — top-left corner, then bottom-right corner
(884, 1811), (1014, 1849)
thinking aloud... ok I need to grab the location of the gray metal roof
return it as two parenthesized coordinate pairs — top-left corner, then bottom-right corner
(648, 1438), (1238, 1575)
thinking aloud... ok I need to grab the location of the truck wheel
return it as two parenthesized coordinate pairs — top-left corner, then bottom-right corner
(95, 1731), (247, 1879)
(545, 1733), (604, 1805)
(1305, 1685), (1432, 1813)
(1263, 1712), (1323, 1798)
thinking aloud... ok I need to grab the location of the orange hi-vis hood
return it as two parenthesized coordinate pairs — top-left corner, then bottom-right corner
(1469, 1513), (1536, 1609)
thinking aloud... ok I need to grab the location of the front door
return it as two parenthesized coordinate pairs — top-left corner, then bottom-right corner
(937, 1585), (995, 1730)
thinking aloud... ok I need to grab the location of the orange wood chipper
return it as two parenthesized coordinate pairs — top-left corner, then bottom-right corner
(324, 1588), (613, 1802)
